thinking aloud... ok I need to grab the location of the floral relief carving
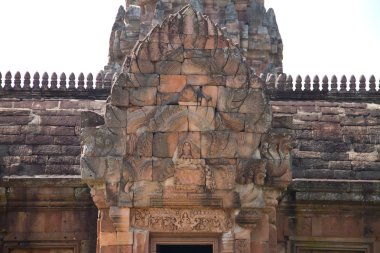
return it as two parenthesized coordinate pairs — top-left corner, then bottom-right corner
(131, 208), (232, 232)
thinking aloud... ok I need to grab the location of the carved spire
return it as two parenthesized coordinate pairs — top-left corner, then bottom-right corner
(349, 75), (356, 92)
(340, 75), (347, 91)
(51, 72), (58, 90)
(14, 71), (22, 90)
(33, 72), (40, 90)
(359, 75), (366, 92)
(42, 72), (49, 90)
(304, 75), (311, 91)
(69, 73), (76, 90)
(331, 75), (338, 92)
(285, 74), (293, 91)
(369, 75), (376, 92)
(86, 73), (94, 89)
(78, 73), (85, 90)
(60, 72), (67, 90)
(295, 75), (302, 91)
(23, 72), (31, 90)
(313, 75), (319, 91)
(322, 75), (329, 92)
(4, 71), (12, 90)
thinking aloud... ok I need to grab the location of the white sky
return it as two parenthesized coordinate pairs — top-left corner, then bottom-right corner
(0, 0), (379, 79)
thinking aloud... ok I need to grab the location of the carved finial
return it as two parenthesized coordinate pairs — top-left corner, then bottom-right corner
(349, 75), (356, 92)
(60, 72), (67, 90)
(23, 72), (31, 90)
(14, 71), (22, 90)
(304, 75), (311, 91)
(41, 72), (49, 90)
(78, 73), (85, 90)
(0, 72), (2, 89)
(33, 72), (40, 90)
(295, 75), (302, 91)
(322, 75), (329, 91)
(266, 74), (275, 90)
(104, 72), (112, 89)
(69, 73), (76, 89)
(331, 75), (338, 92)
(276, 73), (286, 90)
(96, 71), (103, 89)
(369, 75), (376, 92)
(86, 73), (94, 89)
(51, 72), (58, 90)
(340, 75), (347, 91)
(313, 75), (320, 91)
(4, 71), (12, 90)
(285, 74), (293, 91)
(359, 75), (366, 92)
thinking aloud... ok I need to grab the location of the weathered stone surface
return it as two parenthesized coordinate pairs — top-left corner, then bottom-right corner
(81, 111), (105, 128)
(129, 87), (157, 106)
(82, 127), (126, 157)
(159, 75), (187, 93)
(129, 73), (159, 87)
(105, 104), (127, 128)
(126, 132), (153, 157)
(155, 60), (181, 74)
(152, 132), (178, 158)
(215, 112), (245, 131)
(175, 159), (206, 186)
(148, 105), (188, 132)
(111, 85), (129, 107)
(181, 58), (211, 75)
(188, 106), (215, 131)
(126, 106), (157, 133)
(176, 132), (201, 159)
(201, 131), (238, 158)
(211, 165), (236, 190)
(81, 156), (107, 181)
(187, 75), (225, 86)
(217, 87), (267, 113)
(133, 181), (162, 207)
(124, 156), (153, 182)
(236, 159), (266, 185)
(152, 158), (175, 182)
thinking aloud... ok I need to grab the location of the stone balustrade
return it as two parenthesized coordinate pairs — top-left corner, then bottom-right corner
(1, 71), (380, 101)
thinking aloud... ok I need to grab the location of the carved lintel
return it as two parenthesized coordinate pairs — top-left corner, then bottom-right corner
(131, 208), (232, 232)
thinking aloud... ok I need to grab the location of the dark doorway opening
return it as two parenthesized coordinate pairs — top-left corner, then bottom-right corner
(157, 244), (213, 253)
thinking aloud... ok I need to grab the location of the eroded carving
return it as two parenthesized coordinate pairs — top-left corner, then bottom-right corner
(131, 208), (232, 232)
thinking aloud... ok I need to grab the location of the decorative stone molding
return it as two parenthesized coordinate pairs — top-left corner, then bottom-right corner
(131, 208), (233, 233)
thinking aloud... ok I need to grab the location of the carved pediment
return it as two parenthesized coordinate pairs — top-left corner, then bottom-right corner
(80, 3), (291, 223)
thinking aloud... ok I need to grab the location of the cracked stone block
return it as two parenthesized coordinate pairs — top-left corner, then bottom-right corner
(126, 106), (157, 133)
(152, 132), (179, 158)
(148, 105), (188, 132)
(129, 87), (157, 106)
(188, 106), (215, 131)
(159, 75), (187, 93)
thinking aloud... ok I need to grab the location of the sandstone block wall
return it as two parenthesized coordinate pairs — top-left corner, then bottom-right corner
(0, 99), (105, 177)
(272, 100), (380, 180)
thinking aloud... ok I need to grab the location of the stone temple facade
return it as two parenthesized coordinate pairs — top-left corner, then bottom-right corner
(1, 1), (380, 253)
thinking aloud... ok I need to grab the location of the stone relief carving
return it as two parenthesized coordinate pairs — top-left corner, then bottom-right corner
(235, 240), (249, 253)
(131, 208), (232, 232)
(81, 6), (291, 252)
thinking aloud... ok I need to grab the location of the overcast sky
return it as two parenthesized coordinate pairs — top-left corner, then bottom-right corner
(0, 0), (379, 80)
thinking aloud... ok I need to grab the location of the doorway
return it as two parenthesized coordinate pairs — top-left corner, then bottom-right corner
(157, 244), (213, 253)
(151, 236), (218, 253)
